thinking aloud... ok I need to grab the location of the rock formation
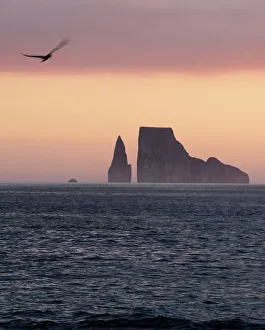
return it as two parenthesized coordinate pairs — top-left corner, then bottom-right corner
(137, 127), (191, 183)
(108, 136), (131, 183)
(68, 178), (78, 183)
(137, 127), (249, 184)
(190, 157), (249, 183)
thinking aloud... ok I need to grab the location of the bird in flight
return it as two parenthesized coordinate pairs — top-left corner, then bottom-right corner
(21, 38), (70, 63)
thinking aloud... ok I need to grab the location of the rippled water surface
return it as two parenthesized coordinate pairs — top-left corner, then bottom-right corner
(1, 183), (265, 329)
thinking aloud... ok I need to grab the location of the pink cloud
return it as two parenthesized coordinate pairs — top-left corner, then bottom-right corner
(1, 0), (265, 73)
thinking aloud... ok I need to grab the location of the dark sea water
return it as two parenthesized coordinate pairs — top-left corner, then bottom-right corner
(1, 183), (265, 330)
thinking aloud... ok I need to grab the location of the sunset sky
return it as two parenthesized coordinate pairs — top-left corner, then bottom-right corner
(1, 0), (265, 183)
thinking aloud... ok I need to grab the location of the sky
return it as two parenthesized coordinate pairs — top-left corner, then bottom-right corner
(1, 0), (265, 183)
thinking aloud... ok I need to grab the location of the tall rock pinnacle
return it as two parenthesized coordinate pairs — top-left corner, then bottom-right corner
(108, 136), (131, 183)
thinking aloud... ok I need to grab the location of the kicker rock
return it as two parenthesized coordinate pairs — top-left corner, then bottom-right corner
(137, 127), (191, 183)
(108, 136), (131, 183)
(137, 127), (249, 184)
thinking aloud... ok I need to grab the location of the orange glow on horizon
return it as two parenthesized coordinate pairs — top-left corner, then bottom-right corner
(0, 71), (264, 183)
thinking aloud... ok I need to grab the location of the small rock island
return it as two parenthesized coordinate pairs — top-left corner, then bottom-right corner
(137, 127), (249, 183)
(108, 136), (132, 183)
(68, 178), (78, 183)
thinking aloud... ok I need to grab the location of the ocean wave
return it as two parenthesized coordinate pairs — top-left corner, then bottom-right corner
(1, 314), (265, 329)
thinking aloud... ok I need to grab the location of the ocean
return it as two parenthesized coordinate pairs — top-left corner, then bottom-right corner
(1, 183), (265, 329)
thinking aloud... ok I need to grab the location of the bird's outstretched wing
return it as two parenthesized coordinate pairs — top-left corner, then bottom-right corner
(49, 38), (70, 54)
(21, 53), (45, 59)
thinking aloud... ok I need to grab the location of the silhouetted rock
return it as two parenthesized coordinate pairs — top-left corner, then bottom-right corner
(137, 127), (249, 184)
(137, 127), (191, 183)
(190, 157), (209, 183)
(108, 136), (131, 183)
(205, 157), (249, 183)
(68, 178), (78, 183)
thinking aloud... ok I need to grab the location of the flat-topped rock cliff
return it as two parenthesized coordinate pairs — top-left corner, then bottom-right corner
(108, 136), (131, 183)
(137, 127), (191, 183)
(137, 127), (249, 184)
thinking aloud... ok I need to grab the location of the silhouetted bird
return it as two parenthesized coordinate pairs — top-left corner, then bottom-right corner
(21, 38), (70, 63)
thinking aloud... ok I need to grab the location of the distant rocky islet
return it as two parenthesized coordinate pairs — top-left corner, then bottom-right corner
(68, 178), (78, 183)
(108, 127), (249, 184)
